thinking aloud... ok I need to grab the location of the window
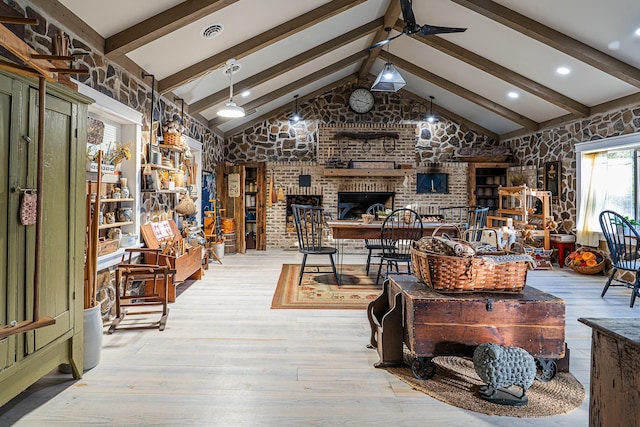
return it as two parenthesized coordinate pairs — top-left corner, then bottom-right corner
(576, 133), (640, 245)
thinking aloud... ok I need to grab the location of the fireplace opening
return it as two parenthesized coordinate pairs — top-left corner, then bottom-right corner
(285, 195), (323, 233)
(337, 192), (395, 219)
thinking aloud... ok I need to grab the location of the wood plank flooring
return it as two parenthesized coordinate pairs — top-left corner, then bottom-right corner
(0, 249), (636, 426)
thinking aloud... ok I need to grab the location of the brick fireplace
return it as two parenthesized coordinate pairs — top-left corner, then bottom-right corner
(337, 192), (394, 219)
(264, 124), (469, 250)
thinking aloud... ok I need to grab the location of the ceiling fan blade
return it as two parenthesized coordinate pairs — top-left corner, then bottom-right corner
(368, 32), (404, 50)
(400, 0), (420, 33)
(419, 25), (467, 36)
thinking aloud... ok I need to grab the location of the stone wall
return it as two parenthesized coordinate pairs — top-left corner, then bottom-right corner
(225, 80), (499, 249)
(226, 78), (499, 163)
(505, 105), (640, 233)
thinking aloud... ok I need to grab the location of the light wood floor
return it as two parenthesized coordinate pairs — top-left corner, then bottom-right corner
(0, 249), (636, 426)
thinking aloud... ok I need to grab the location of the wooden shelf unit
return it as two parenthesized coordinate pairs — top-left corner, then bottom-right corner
(488, 185), (552, 249)
(468, 162), (509, 216)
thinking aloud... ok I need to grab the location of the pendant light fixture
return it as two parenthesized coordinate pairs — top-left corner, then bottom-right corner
(371, 28), (406, 92)
(217, 58), (245, 118)
(425, 95), (438, 123)
(289, 94), (301, 123)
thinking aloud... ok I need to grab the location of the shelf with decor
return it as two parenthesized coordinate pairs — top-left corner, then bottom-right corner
(144, 163), (180, 172)
(98, 221), (134, 230)
(158, 143), (185, 153)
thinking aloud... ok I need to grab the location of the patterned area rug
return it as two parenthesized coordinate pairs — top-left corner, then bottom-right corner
(386, 356), (585, 417)
(271, 264), (382, 309)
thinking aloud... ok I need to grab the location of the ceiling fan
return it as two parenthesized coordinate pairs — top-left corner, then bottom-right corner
(369, 0), (467, 49)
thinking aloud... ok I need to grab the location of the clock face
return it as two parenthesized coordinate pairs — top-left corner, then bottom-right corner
(349, 88), (374, 114)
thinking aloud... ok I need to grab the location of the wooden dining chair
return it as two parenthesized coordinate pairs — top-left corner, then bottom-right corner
(364, 203), (394, 275)
(376, 208), (424, 285)
(292, 204), (340, 286)
(599, 210), (640, 307)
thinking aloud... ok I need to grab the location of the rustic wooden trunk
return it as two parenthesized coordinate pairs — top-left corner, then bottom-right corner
(369, 275), (566, 367)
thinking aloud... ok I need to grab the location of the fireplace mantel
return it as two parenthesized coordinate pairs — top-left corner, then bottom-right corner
(323, 168), (408, 177)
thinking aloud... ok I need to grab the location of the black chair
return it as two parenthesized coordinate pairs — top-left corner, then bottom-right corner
(376, 208), (424, 285)
(291, 204), (340, 287)
(440, 205), (489, 241)
(599, 210), (640, 307)
(364, 203), (394, 275)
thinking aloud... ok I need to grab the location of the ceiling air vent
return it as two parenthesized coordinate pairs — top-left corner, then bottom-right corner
(201, 23), (224, 40)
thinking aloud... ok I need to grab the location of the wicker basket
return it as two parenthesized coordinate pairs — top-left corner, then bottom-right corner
(411, 246), (528, 293)
(565, 249), (606, 275)
(163, 132), (181, 146)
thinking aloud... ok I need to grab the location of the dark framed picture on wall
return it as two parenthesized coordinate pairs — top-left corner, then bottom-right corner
(417, 173), (448, 194)
(544, 161), (561, 198)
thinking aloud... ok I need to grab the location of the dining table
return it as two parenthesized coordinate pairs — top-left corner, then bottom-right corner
(326, 220), (460, 240)
(325, 220), (461, 274)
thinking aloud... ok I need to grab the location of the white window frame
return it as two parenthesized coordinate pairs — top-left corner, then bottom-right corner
(576, 132), (640, 241)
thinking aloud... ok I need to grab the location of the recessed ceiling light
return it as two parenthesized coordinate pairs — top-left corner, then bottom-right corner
(635, 27), (640, 37)
(507, 91), (519, 99)
(201, 23), (224, 40)
(556, 66), (571, 75)
(241, 90), (250, 98)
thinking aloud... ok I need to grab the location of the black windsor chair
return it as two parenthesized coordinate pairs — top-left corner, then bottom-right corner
(291, 204), (340, 287)
(376, 208), (424, 285)
(599, 210), (640, 307)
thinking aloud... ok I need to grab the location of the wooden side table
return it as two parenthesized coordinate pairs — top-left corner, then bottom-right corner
(550, 239), (576, 268)
(579, 318), (640, 427)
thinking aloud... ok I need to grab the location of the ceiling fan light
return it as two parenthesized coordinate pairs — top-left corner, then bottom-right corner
(217, 101), (245, 118)
(289, 113), (301, 123)
(289, 94), (302, 123)
(371, 63), (406, 92)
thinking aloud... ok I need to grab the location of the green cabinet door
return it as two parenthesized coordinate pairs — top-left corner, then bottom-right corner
(0, 73), (13, 370)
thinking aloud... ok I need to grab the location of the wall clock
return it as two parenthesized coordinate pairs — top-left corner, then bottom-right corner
(349, 88), (374, 114)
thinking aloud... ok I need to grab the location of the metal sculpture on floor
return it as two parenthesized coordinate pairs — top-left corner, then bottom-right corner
(473, 343), (537, 406)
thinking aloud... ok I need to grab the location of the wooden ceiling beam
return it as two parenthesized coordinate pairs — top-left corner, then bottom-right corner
(358, 0), (402, 78)
(451, 0), (640, 89)
(388, 53), (538, 131)
(28, 0), (104, 54)
(398, 89), (499, 140)
(222, 74), (359, 138)
(105, 0), (239, 59)
(500, 91), (640, 140)
(158, 0), (365, 94)
(393, 20), (590, 117)
(210, 51), (368, 127)
(190, 17), (382, 115)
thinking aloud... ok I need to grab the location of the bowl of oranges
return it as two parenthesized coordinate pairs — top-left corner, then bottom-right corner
(565, 248), (606, 275)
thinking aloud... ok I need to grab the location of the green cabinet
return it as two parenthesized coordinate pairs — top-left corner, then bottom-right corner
(0, 70), (91, 406)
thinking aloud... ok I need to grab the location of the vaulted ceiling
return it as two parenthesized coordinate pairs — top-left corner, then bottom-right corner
(39, 0), (640, 140)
